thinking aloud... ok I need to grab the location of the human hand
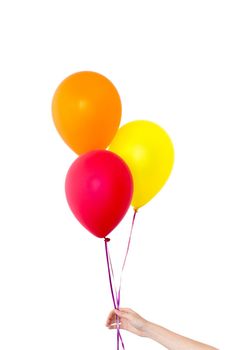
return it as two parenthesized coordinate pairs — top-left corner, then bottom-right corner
(106, 308), (218, 350)
(106, 308), (149, 337)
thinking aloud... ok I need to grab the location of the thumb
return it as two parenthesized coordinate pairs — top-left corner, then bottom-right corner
(114, 309), (129, 319)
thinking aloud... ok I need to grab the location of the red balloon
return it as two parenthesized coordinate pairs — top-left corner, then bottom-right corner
(65, 150), (133, 238)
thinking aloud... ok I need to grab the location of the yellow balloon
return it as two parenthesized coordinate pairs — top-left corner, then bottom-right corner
(108, 120), (175, 209)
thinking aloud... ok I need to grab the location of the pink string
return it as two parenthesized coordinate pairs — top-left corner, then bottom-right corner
(104, 208), (138, 350)
(104, 238), (125, 349)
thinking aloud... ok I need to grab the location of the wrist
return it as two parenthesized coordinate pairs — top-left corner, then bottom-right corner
(142, 320), (161, 340)
(141, 320), (154, 338)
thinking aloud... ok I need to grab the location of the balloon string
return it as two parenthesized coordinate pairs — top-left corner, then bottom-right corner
(121, 208), (137, 275)
(116, 208), (137, 347)
(104, 208), (138, 350)
(108, 248), (121, 350)
(104, 238), (125, 349)
(104, 238), (116, 308)
(109, 251), (122, 350)
(108, 250), (118, 301)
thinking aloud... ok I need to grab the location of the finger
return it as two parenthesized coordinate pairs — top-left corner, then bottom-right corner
(106, 308), (131, 326)
(118, 308), (133, 313)
(106, 310), (117, 325)
(106, 317), (116, 327)
(114, 309), (126, 316)
(109, 322), (122, 326)
(108, 325), (117, 330)
(114, 309), (131, 320)
(108, 323), (123, 330)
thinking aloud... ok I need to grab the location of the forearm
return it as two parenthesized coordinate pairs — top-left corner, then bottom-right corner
(143, 321), (218, 350)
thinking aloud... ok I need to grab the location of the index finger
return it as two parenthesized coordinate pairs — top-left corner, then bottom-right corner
(105, 309), (117, 326)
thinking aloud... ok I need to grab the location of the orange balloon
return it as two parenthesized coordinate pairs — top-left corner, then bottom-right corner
(52, 71), (122, 155)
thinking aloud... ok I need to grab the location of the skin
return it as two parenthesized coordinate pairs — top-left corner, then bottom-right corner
(106, 308), (218, 350)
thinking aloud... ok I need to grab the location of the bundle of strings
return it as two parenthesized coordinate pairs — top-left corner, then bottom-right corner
(104, 209), (138, 350)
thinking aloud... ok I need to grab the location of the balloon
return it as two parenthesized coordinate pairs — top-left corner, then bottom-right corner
(65, 150), (133, 238)
(109, 120), (174, 209)
(52, 71), (122, 155)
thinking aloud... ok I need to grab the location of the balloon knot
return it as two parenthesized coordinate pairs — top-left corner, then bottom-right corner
(104, 237), (110, 242)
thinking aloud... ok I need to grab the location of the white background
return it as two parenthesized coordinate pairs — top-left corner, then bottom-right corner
(0, 1), (232, 349)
